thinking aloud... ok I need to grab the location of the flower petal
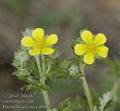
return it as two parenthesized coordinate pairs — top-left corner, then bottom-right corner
(74, 44), (86, 55)
(46, 34), (58, 45)
(29, 47), (41, 55)
(42, 48), (54, 55)
(32, 28), (44, 41)
(96, 46), (108, 58)
(21, 36), (35, 47)
(95, 33), (106, 45)
(81, 30), (93, 43)
(83, 53), (95, 64)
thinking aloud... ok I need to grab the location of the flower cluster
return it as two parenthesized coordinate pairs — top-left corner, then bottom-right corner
(21, 28), (109, 65)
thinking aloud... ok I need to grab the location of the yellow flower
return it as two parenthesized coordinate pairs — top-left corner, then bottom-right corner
(21, 28), (58, 56)
(74, 30), (109, 64)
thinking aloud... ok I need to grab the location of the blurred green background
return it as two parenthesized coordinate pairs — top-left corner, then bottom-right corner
(0, 0), (120, 111)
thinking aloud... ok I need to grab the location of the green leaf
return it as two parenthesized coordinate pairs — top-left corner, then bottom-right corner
(99, 92), (113, 111)
(54, 96), (86, 111)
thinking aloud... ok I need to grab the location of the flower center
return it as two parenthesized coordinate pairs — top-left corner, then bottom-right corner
(35, 38), (46, 49)
(86, 44), (96, 53)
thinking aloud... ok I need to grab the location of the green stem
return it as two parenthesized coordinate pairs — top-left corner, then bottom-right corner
(80, 64), (94, 111)
(41, 55), (52, 111)
(35, 56), (42, 76)
(35, 55), (52, 111)
(41, 55), (45, 75)
(35, 55), (51, 111)
(42, 90), (51, 111)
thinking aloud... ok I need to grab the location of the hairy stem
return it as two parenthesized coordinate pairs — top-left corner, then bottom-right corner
(35, 55), (52, 111)
(80, 64), (94, 111)
(41, 55), (51, 111)
(41, 89), (51, 111)
(41, 55), (45, 75)
(35, 56), (42, 75)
